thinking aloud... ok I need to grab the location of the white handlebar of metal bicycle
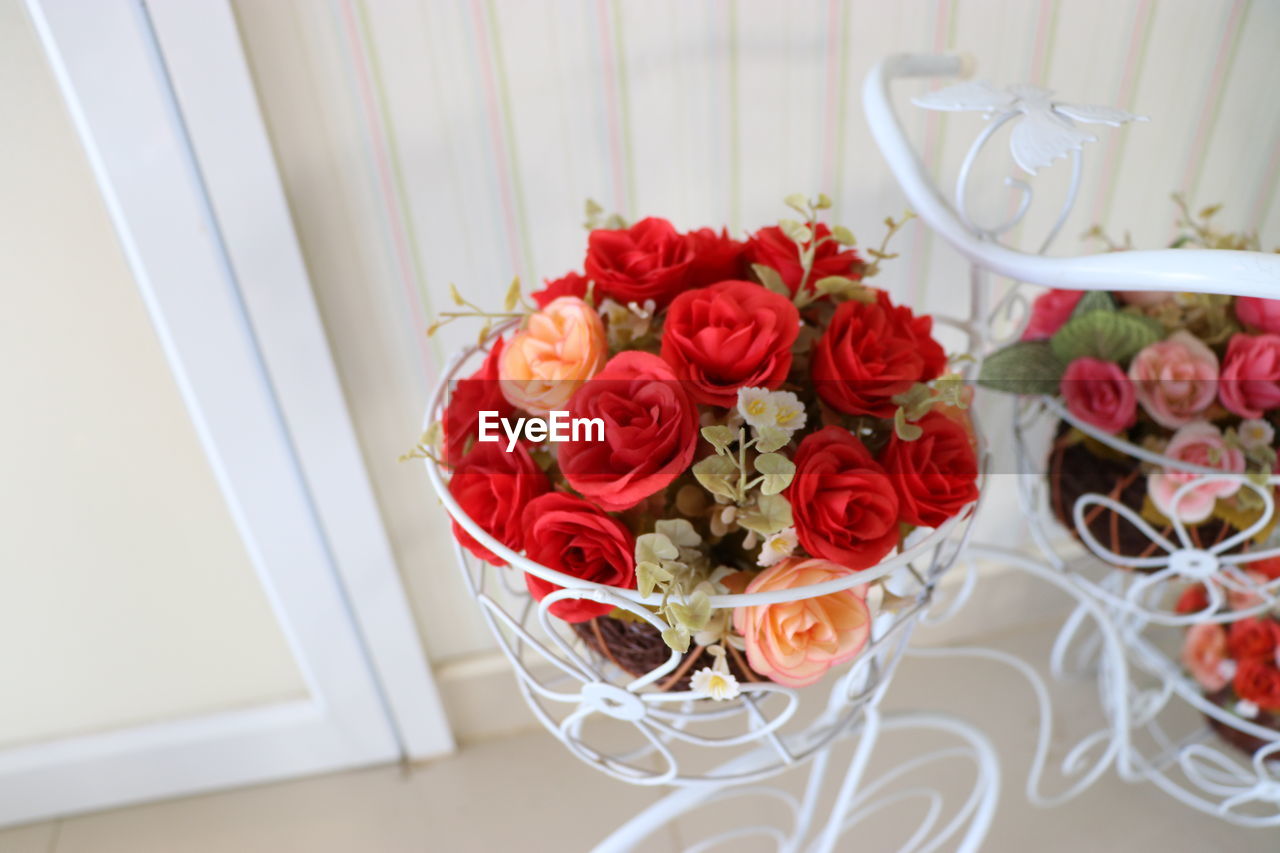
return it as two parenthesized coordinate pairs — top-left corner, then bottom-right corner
(862, 53), (1280, 297)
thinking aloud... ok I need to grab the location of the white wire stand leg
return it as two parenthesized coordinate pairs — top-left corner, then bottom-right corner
(592, 708), (999, 853)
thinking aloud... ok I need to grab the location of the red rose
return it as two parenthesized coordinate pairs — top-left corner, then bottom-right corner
(531, 271), (589, 309)
(448, 441), (549, 565)
(744, 223), (862, 297)
(559, 351), (698, 511)
(584, 217), (694, 307)
(1234, 658), (1280, 711)
(1219, 333), (1280, 418)
(1060, 357), (1137, 434)
(685, 226), (746, 286)
(1236, 296), (1280, 335)
(661, 280), (800, 406)
(879, 411), (979, 528)
(521, 492), (636, 623)
(811, 290), (946, 417)
(787, 426), (900, 571)
(443, 337), (511, 465)
(1174, 584), (1209, 614)
(1245, 556), (1280, 581)
(1021, 289), (1082, 341)
(1227, 617), (1280, 660)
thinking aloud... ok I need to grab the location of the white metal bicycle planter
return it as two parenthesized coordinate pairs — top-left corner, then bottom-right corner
(867, 51), (1280, 828)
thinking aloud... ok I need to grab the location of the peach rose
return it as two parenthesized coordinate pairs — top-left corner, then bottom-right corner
(733, 558), (871, 688)
(1182, 622), (1231, 691)
(1128, 331), (1219, 428)
(1147, 422), (1245, 524)
(499, 296), (607, 414)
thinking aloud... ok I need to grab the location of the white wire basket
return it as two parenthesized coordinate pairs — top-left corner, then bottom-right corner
(422, 326), (987, 790)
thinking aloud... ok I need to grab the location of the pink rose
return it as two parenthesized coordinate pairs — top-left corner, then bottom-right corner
(1236, 296), (1280, 335)
(1128, 331), (1219, 428)
(1020, 289), (1082, 341)
(1148, 421), (1245, 523)
(1060, 357), (1136, 434)
(1182, 622), (1230, 691)
(733, 558), (871, 688)
(1219, 333), (1280, 418)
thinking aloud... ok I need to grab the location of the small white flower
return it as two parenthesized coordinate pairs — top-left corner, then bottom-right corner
(737, 387), (777, 428)
(771, 391), (808, 433)
(692, 644), (741, 700)
(1239, 419), (1275, 451)
(758, 527), (798, 567)
(1235, 699), (1260, 720)
(691, 666), (740, 701)
(1217, 659), (1238, 681)
(626, 299), (657, 320)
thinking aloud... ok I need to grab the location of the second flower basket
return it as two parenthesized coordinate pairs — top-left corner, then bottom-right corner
(417, 199), (985, 786)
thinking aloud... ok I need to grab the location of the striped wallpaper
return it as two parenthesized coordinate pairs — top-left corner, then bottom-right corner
(233, 0), (1279, 663)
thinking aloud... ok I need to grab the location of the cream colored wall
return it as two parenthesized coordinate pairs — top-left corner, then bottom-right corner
(231, 0), (1280, 667)
(0, 0), (305, 749)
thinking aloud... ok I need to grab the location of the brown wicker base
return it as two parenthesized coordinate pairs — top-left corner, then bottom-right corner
(1048, 422), (1236, 563)
(572, 615), (762, 692)
(1203, 687), (1280, 763)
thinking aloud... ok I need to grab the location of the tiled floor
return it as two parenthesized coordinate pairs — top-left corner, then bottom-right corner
(2, 621), (1276, 853)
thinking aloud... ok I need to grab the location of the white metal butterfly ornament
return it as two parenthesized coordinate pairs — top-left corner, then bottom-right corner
(913, 81), (1147, 174)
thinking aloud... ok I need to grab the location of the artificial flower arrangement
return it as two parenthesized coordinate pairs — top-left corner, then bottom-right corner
(411, 195), (979, 698)
(1177, 563), (1280, 759)
(979, 197), (1280, 559)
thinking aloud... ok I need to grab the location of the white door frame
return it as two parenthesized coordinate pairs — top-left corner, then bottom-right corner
(6, 0), (451, 826)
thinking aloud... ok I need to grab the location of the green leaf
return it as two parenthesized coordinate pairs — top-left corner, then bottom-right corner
(661, 626), (691, 654)
(693, 454), (740, 501)
(655, 518), (701, 549)
(635, 532), (678, 565)
(668, 596), (711, 632)
(831, 224), (856, 246)
(894, 407), (924, 441)
(636, 560), (673, 598)
(1050, 310), (1161, 364)
(737, 494), (794, 536)
(977, 340), (1066, 395)
(700, 425), (737, 455)
(754, 453), (796, 496)
(754, 426), (791, 453)
(813, 276), (872, 302)
(751, 264), (791, 298)
(783, 193), (808, 214)
(779, 219), (812, 245)
(1071, 290), (1115, 317)
(669, 591), (712, 631)
(503, 276), (521, 312)
(814, 193), (833, 210)
(449, 283), (465, 306)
